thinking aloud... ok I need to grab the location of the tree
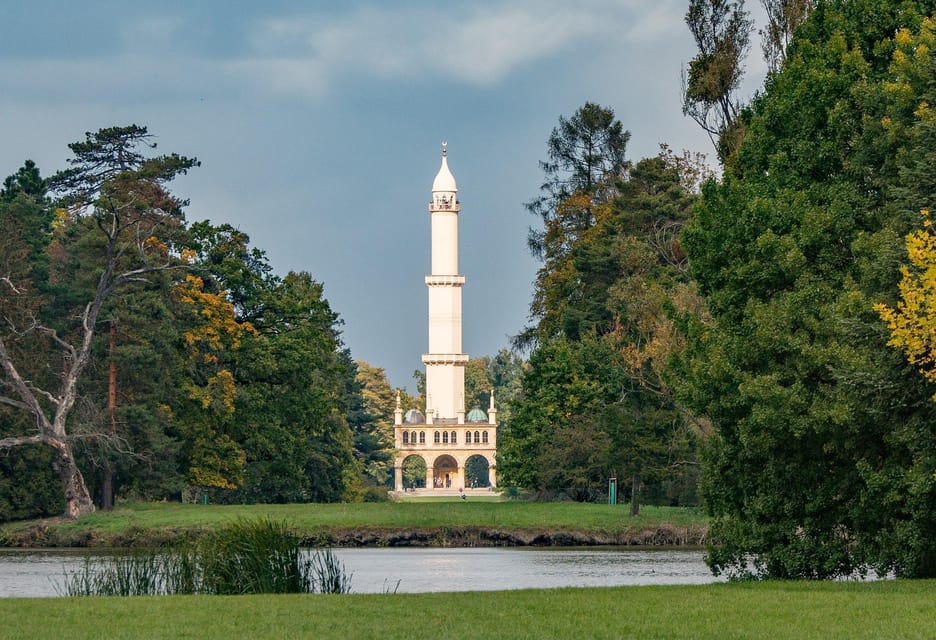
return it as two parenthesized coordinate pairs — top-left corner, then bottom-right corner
(225, 270), (355, 503)
(170, 273), (254, 492)
(349, 361), (396, 491)
(679, 4), (936, 578)
(682, 0), (753, 161)
(877, 19), (936, 393)
(0, 126), (197, 519)
(759, 0), (814, 74)
(877, 209), (936, 393)
(524, 102), (630, 260)
(519, 103), (630, 350)
(504, 138), (705, 509)
(0, 175), (61, 519)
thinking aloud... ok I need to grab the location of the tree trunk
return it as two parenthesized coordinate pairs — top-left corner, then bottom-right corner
(101, 321), (117, 510)
(630, 474), (640, 516)
(51, 440), (95, 519)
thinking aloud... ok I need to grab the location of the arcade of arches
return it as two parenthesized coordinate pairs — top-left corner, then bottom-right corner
(399, 452), (493, 490)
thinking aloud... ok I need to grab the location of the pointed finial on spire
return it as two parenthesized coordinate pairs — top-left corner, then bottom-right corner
(432, 144), (457, 193)
(395, 390), (401, 410)
(489, 388), (496, 410)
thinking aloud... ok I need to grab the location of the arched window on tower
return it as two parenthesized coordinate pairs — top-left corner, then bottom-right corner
(475, 431), (480, 444)
(451, 431), (457, 444)
(482, 431), (489, 444)
(434, 431), (440, 444)
(419, 431), (426, 444)
(412, 431), (417, 444)
(402, 431), (409, 445)
(466, 431), (473, 444)
(442, 431), (449, 444)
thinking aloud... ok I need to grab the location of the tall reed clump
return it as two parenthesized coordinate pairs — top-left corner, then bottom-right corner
(60, 517), (353, 596)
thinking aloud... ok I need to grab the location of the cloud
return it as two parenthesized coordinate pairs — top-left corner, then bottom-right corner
(237, 0), (661, 98)
(120, 16), (186, 54)
(0, 1), (692, 107)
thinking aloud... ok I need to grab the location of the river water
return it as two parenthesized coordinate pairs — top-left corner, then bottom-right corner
(0, 548), (720, 597)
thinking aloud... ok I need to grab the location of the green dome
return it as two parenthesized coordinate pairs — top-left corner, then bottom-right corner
(466, 408), (488, 423)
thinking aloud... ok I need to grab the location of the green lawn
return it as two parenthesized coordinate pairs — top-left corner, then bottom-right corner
(1, 501), (708, 547)
(0, 581), (933, 639)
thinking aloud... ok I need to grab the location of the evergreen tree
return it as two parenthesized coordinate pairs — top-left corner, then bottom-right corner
(0, 126), (197, 518)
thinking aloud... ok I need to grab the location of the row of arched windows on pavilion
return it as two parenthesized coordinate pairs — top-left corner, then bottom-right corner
(401, 430), (489, 445)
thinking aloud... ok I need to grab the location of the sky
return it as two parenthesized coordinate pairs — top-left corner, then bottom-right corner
(0, 1), (767, 390)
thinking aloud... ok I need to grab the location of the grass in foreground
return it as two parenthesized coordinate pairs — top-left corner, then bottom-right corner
(1, 501), (707, 546)
(0, 581), (933, 639)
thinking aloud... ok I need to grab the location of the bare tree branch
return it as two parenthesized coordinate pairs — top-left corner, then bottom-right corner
(0, 335), (53, 433)
(0, 276), (23, 295)
(0, 434), (44, 449)
(0, 394), (32, 411)
(26, 385), (60, 408)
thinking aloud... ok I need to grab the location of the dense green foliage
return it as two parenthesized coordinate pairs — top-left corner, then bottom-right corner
(680, 0), (936, 578)
(503, 104), (704, 509)
(0, 127), (372, 520)
(345, 360), (396, 499)
(2, 581), (935, 639)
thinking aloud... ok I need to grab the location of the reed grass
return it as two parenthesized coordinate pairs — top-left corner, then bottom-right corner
(59, 518), (352, 596)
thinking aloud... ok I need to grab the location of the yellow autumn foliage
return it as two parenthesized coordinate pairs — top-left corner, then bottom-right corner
(175, 274), (257, 364)
(876, 209), (936, 397)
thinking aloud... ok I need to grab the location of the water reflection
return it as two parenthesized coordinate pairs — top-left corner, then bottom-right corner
(0, 547), (721, 597)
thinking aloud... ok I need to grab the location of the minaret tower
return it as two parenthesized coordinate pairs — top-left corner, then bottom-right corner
(422, 142), (468, 423)
(392, 144), (497, 494)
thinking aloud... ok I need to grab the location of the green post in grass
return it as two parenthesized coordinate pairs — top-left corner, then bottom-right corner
(608, 478), (617, 505)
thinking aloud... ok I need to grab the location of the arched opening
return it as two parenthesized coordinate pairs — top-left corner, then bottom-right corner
(433, 454), (457, 489)
(419, 431), (426, 444)
(466, 431), (473, 444)
(402, 431), (409, 445)
(474, 430), (480, 443)
(411, 431), (417, 444)
(434, 431), (440, 444)
(402, 455), (427, 489)
(482, 431), (489, 444)
(442, 431), (449, 444)
(450, 430), (457, 444)
(465, 455), (490, 488)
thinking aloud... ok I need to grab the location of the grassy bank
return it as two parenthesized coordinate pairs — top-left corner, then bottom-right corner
(0, 501), (708, 548)
(1, 581), (933, 639)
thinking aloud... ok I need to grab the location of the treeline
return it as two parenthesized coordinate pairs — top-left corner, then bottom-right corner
(498, 106), (707, 511)
(498, 0), (936, 579)
(0, 127), (402, 519)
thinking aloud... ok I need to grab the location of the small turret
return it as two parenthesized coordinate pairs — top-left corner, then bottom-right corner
(488, 388), (497, 425)
(394, 390), (403, 426)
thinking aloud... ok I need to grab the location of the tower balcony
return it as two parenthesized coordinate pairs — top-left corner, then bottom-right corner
(425, 275), (465, 287)
(429, 199), (461, 213)
(421, 353), (469, 365)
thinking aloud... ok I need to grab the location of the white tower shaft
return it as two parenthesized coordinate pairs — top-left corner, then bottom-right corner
(422, 146), (467, 423)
